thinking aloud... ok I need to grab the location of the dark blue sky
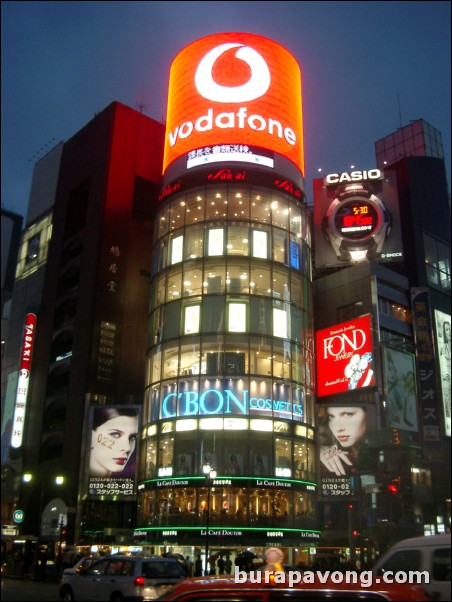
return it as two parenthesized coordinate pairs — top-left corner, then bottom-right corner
(2, 1), (450, 219)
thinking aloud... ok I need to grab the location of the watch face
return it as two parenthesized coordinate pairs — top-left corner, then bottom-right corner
(332, 199), (380, 240)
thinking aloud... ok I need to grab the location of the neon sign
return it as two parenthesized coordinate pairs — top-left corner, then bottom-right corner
(163, 32), (304, 175)
(11, 313), (37, 449)
(161, 387), (303, 419)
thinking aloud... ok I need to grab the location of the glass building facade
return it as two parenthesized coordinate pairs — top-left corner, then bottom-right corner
(136, 178), (319, 554)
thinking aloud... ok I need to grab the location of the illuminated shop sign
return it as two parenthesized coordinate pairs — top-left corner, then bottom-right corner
(324, 169), (382, 185)
(161, 387), (303, 419)
(163, 32), (304, 175)
(315, 315), (374, 398)
(313, 170), (403, 267)
(11, 313), (37, 449)
(134, 527), (321, 542)
(158, 168), (303, 203)
(148, 476), (316, 492)
(411, 289), (441, 443)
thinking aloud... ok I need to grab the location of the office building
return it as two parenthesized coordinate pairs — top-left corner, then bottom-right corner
(1, 103), (164, 555)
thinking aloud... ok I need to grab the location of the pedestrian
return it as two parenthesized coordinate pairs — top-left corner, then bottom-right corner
(194, 554), (203, 577)
(209, 554), (216, 575)
(217, 554), (225, 574)
(258, 547), (286, 574)
(183, 555), (193, 576)
(224, 555), (232, 574)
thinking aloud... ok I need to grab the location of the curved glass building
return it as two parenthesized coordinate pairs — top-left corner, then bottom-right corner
(136, 32), (319, 566)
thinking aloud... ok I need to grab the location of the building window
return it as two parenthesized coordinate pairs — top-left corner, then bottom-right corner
(208, 228), (224, 256)
(378, 298), (412, 323)
(16, 213), (53, 280)
(424, 233), (451, 294)
(252, 230), (268, 259)
(273, 307), (288, 339)
(183, 305), (201, 335)
(170, 235), (184, 265)
(227, 302), (247, 333)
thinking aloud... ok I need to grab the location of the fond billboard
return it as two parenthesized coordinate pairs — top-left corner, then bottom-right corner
(163, 32), (304, 179)
(316, 315), (375, 398)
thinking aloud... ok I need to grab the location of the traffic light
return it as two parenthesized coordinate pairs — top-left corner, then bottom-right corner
(379, 480), (400, 494)
(352, 530), (359, 537)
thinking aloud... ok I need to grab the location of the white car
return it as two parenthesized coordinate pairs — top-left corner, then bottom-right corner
(373, 534), (451, 601)
(60, 556), (97, 585)
(59, 554), (186, 601)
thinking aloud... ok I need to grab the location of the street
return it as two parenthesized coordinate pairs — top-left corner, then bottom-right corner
(1, 576), (60, 601)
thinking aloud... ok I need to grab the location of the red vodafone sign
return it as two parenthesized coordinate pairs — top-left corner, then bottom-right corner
(316, 315), (375, 398)
(163, 32), (304, 176)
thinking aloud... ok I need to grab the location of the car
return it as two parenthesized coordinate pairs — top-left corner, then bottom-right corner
(373, 534), (451, 601)
(59, 554), (186, 601)
(60, 556), (97, 585)
(155, 574), (430, 601)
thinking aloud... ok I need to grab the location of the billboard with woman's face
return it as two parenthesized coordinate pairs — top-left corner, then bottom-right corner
(434, 310), (451, 437)
(383, 347), (419, 432)
(317, 404), (368, 498)
(87, 405), (140, 498)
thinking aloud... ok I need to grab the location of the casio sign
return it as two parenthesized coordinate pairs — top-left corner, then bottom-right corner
(325, 169), (382, 185)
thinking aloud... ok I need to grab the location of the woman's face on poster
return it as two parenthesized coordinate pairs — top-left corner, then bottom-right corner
(90, 415), (138, 475)
(327, 407), (366, 448)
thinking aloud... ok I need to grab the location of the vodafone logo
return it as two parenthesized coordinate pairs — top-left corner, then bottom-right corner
(163, 33), (304, 176)
(195, 43), (271, 103)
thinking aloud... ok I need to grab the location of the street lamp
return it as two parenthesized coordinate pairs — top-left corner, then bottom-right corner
(202, 463), (217, 576)
(22, 473), (65, 537)
(22, 472), (66, 579)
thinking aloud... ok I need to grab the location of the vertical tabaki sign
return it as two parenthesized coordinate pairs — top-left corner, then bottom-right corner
(10, 313), (37, 449)
(411, 289), (441, 444)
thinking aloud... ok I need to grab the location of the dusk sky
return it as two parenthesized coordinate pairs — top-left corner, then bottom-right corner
(2, 1), (450, 220)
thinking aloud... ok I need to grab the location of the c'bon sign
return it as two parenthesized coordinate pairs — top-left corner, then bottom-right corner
(163, 32), (304, 178)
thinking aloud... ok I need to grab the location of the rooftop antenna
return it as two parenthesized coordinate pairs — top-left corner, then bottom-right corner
(134, 90), (149, 114)
(397, 93), (403, 129)
(27, 137), (59, 162)
(397, 94), (408, 159)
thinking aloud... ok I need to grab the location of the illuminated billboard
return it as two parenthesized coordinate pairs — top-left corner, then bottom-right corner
(383, 347), (419, 432)
(313, 169), (403, 267)
(434, 310), (451, 437)
(163, 32), (304, 177)
(87, 406), (140, 498)
(316, 315), (375, 398)
(317, 404), (368, 498)
(411, 289), (441, 443)
(11, 313), (37, 449)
